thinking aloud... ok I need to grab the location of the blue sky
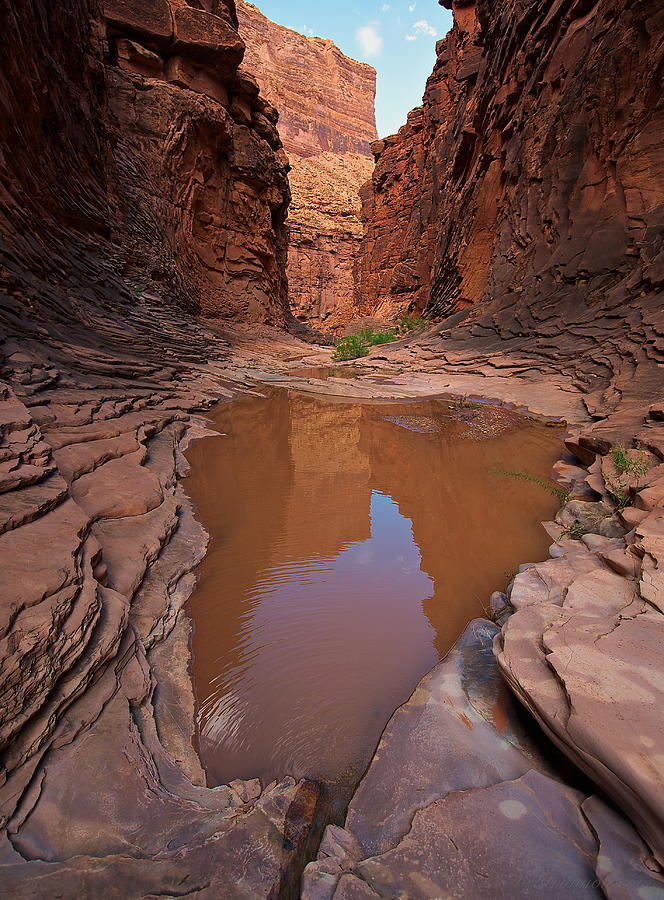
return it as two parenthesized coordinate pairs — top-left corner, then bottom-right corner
(249, 1), (453, 138)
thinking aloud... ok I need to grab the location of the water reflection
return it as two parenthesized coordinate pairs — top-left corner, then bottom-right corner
(185, 389), (561, 796)
(199, 491), (436, 790)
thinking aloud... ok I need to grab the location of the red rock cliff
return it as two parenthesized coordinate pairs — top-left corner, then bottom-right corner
(236, 1), (376, 159)
(0, 2), (324, 894)
(103, 0), (292, 322)
(237, 1), (377, 328)
(357, 0), (664, 336)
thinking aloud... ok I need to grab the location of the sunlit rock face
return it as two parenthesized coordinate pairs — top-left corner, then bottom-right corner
(357, 0), (664, 330)
(237, 0), (377, 329)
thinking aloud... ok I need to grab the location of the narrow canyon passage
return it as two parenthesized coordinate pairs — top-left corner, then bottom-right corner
(185, 389), (562, 802)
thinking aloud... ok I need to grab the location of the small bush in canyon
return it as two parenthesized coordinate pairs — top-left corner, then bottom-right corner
(603, 445), (651, 509)
(398, 315), (428, 333)
(333, 327), (397, 360)
(332, 317), (428, 360)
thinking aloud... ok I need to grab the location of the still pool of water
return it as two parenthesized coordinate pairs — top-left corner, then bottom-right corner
(184, 388), (562, 800)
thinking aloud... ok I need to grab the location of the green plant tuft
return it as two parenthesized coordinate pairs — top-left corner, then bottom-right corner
(332, 327), (398, 360)
(561, 520), (586, 541)
(398, 315), (428, 333)
(332, 334), (370, 361)
(604, 445), (651, 509)
(332, 317), (431, 361)
(450, 394), (483, 411)
(611, 445), (651, 479)
(492, 468), (570, 504)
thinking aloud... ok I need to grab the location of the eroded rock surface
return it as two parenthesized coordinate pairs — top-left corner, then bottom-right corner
(0, 0), (325, 895)
(357, 0), (664, 408)
(238, 1), (377, 328)
(303, 620), (664, 899)
(104, 0), (292, 322)
(496, 424), (664, 866)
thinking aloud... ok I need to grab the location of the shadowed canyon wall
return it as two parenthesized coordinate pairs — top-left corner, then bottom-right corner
(1, 0), (293, 326)
(104, 0), (292, 322)
(358, 0), (664, 332)
(237, 1), (377, 327)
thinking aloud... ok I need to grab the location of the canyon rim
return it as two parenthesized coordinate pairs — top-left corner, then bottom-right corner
(0, 0), (663, 898)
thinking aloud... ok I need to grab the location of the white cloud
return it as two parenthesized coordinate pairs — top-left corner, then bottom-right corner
(285, 23), (314, 36)
(405, 18), (437, 40)
(357, 24), (383, 57)
(409, 3), (416, 10)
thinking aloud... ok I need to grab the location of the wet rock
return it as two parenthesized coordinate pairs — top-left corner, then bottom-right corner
(304, 620), (660, 898)
(354, 771), (601, 900)
(583, 796), (664, 898)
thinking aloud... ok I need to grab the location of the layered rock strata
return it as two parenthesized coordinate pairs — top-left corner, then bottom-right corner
(236, 1), (376, 159)
(0, 0), (327, 894)
(237, 1), (377, 327)
(105, 0), (291, 322)
(358, 0), (664, 338)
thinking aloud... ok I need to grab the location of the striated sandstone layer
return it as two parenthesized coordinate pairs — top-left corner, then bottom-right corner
(236, 1), (376, 160)
(0, 0), (327, 895)
(286, 152), (375, 326)
(358, 0), (664, 334)
(237, 1), (377, 328)
(105, 0), (292, 322)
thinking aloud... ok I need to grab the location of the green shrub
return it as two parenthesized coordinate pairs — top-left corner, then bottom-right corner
(332, 327), (398, 360)
(331, 318), (431, 361)
(561, 520), (586, 540)
(398, 315), (428, 333)
(611, 445), (651, 479)
(604, 445), (651, 509)
(332, 334), (369, 361)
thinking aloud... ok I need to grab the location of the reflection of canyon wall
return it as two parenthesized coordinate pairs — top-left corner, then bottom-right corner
(237, 1), (377, 328)
(189, 391), (372, 723)
(195, 392), (371, 584)
(286, 395), (371, 554)
(357, 0), (664, 336)
(365, 413), (559, 656)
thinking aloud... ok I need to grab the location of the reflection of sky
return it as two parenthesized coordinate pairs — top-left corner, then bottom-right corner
(199, 491), (437, 788)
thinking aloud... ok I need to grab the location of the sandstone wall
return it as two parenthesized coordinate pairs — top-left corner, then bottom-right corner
(103, 0), (292, 322)
(237, 1), (377, 328)
(236, 1), (376, 160)
(358, 0), (664, 331)
(0, 1), (330, 893)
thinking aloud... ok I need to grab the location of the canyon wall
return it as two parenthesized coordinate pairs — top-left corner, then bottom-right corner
(104, 0), (291, 322)
(358, 0), (664, 334)
(1, 0), (292, 326)
(237, 1), (377, 327)
(0, 1), (327, 894)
